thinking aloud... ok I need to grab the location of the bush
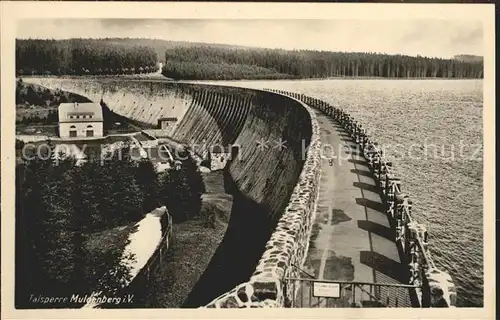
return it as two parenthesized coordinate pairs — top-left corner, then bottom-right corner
(15, 139), (25, 150)
(160, 155), (205, 223)
(135, 158), (161, 213)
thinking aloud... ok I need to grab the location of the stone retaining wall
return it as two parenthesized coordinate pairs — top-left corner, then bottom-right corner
(204, 91), (322, 308)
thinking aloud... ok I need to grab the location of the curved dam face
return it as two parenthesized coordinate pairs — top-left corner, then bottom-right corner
(24, 77), (313, 305)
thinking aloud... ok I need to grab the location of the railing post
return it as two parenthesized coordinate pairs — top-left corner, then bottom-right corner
(406, 198), (413, 254)
(389, 177), (401, 222)
(408, 221), (425, 289)
(395, 193), (406, 249)
(372, 156), (381, 180)
(283, 277), (289, 307)
(360, 130), (367, 150)
(352, 123), (357, 140)
(355, 125), (362, 144)
(351, 284), (356, 306)
(379, 161), (391, 192)
(384, 173), (395, 212)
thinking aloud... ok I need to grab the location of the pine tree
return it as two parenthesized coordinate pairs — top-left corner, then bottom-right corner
(106, 144), (144, 225)
(71, 160), (103, 231)
(61, 158), (87, 294)
(20, 150), (83, 297)
(135, 158), (160, 213)
(21, 147), (54, 292)
(36, 174), (77, 294)
(160, 155), (205, 223)
(160, 168), (191, 222)
(182, 155), (205, 213)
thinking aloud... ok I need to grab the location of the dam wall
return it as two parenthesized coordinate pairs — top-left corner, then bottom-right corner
(22, 77), (322, 307)
(204, 95), (321, 308)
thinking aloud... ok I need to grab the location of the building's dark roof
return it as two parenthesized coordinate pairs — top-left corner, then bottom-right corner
(158, 117), (178, 121)
(209, 145), (233, 153)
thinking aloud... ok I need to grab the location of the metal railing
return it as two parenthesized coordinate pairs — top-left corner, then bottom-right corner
(285, 277), (418, 308)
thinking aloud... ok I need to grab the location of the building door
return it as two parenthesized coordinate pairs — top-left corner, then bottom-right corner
(69, 125), (77, 137)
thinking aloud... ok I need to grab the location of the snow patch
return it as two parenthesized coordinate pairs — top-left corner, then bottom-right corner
(82, 206), (167, 309)
(121, 207), (165, 283)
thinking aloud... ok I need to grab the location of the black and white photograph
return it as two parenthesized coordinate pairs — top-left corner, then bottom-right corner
(1, 2), (495, 318)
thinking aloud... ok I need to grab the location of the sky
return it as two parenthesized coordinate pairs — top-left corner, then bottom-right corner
(16, 19), (483, 59)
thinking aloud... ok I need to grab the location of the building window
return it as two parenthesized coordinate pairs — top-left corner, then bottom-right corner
(86, 125), (94, 137)
(69, 125), (77, 138)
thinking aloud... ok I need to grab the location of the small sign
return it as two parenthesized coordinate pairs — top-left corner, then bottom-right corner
(312, 282), (341, 298)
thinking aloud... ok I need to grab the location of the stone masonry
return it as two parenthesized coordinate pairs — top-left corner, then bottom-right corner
(203, 91), (322, 308)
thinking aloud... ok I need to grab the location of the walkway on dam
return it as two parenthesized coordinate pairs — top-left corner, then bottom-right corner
(294, 111), (411, 308)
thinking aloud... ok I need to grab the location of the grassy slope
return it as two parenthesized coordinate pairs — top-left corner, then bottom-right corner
(84, 223), (138, 258)
(143, 170), (232, 308)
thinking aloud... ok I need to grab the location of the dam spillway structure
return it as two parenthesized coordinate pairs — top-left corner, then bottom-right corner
(22, 77), (456, 308)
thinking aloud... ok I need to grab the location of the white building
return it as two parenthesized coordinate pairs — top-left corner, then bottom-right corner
(207, 146), (233, 171)
(58, 102), (104, 139)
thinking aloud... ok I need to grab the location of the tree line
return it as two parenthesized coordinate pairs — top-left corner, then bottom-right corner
(15, 143), (205, 308)
(16, 80), (90, 107)
(163, 60), (292, 80)
(17, 110), (58, 126)
(15, 38), (483, 79)
(163, 45), (484, 80)
(16, 39), (158, 76)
